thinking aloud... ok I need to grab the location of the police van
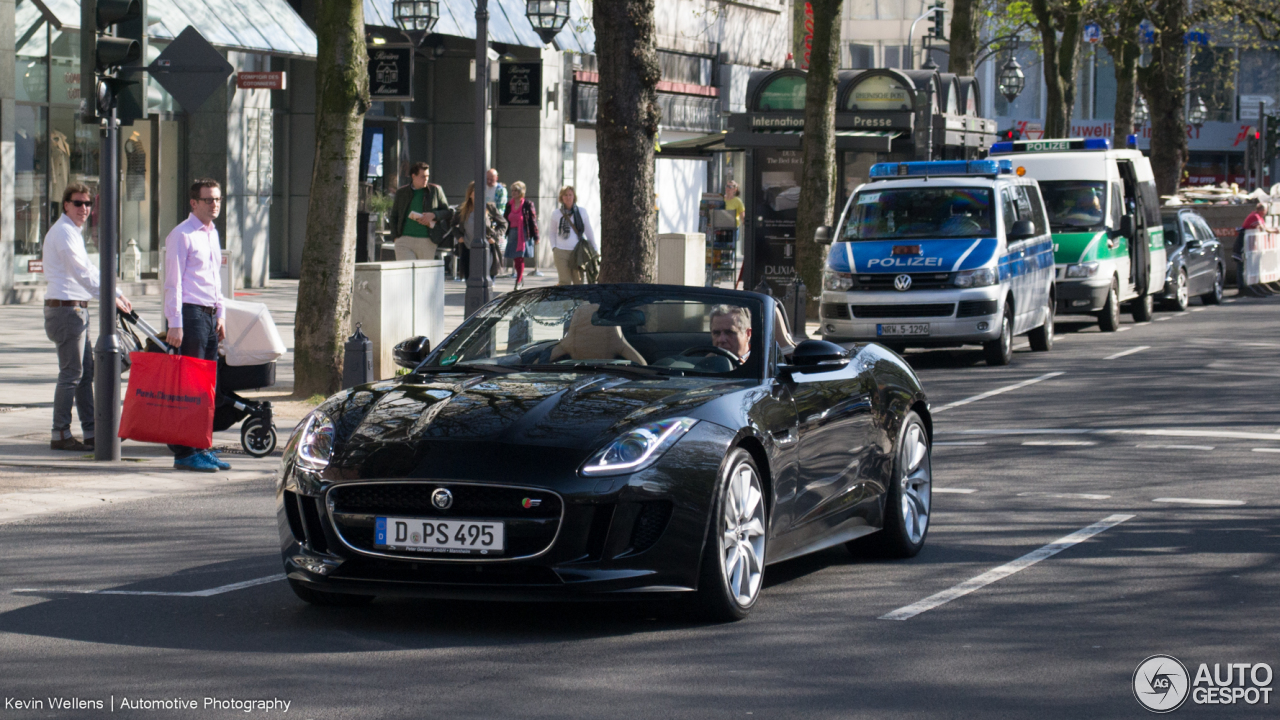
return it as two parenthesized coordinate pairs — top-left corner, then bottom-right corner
(818, 159), (1055, 366)
(988, 138), (1166, 330)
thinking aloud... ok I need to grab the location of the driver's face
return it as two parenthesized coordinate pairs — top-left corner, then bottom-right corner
(711, 316), (751, 359)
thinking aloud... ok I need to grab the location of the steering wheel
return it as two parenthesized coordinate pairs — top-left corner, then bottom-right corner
(680, 345), (741, 366)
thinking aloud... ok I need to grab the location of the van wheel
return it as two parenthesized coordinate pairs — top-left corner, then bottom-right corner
(1132, 291), (1154, 322)
(983, 304), (1013, 366)
(1028, 295), (1053, 352)
(1098, 282), (1120, 332)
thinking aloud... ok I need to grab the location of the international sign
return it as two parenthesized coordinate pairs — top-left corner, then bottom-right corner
(237, 72), (286, 90)
(499, 63), (542, 108)
(369, 45), (413, 102)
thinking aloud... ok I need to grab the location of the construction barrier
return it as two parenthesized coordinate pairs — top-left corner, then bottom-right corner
(1242, 229), (1280, 286)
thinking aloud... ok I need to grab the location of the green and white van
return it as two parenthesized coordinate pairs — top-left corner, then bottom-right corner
(989, 138), (1166, 329)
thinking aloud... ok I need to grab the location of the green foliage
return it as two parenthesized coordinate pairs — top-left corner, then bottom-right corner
(367, 191), (395, 216)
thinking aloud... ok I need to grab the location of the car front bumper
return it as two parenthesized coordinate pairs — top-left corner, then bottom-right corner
(818, 287), (1005, 346)
(277, 422), (736, 601)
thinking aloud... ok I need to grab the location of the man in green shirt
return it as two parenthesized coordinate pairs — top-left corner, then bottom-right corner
(391, 162), (451, 261)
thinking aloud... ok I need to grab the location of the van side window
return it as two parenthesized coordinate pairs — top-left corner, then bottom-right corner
(1017, 185), (1049, 235)
(1109, 183), (1124, 227)
(1001, 188), (1020, 233)
(1139, 181), (1161, 227)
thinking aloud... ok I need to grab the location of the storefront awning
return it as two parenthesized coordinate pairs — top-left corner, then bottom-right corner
(31, 0), (317, 57)
(364, 0), (595, 54)
(721, 128), (900, 152)
(658, 131), (729, 156)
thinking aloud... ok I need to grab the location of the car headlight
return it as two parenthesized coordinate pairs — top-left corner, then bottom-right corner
(1065, 261), (1100, 278)
(954, 266), (998, 288)
(823, 270), (853, 291)
(283, 410), (336, 472)
(581, 418), (698, 476)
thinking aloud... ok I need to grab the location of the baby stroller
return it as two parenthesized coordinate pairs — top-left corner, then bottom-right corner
(117, 300), (286, 457)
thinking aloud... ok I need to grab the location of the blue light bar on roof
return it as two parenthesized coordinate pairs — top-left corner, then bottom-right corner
(869, 159), (1013, 179)
(988, 138), (1113, 154)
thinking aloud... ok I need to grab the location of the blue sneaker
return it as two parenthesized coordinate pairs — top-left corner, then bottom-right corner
(202, 449), (231, 471)
(174, 453), (218, 473)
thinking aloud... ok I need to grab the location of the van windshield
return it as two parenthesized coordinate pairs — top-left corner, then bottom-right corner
(1040, 181), (1107, 231)
(843, 187), (994, 240)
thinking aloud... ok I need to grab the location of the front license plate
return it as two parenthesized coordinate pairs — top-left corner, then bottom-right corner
(877, 323), (930, 336)
(375, 516), (505, 555)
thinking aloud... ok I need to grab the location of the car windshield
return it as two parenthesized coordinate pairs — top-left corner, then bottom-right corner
(423, 286), (764, 378)
(1040, 180), (1107, 231)
(843, 187), (994, 240)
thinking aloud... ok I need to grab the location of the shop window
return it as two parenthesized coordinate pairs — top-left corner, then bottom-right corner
(849, 44), (874, 70)
(15, 105), (48, 281)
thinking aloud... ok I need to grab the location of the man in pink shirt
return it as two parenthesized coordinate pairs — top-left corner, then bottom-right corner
(163, 179), (228, 472)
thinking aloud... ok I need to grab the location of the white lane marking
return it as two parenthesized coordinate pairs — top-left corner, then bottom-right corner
(1104, 345), (1150, 360)
(1155, 316), (1172, 322)
(934, 488), (978, 494)
(880, 514), (1135, 621)
(1022, 440), (1096, 446)
(1134, 444), (1215, 451)
(1244, 342), (1280, 348)
(935, 441), (988, 446)
(13, 575), (284, 598)
(1152, 498), (1245, 507)
(1018, 492), (1112, 500)
(1189, 307), (1206, 312)
(1253, 448), (1280, 453)
(951, 239), (983, 272)
(933, 372), (1064, 414)
(1116, 327), (1131, 332)
(941, 427), (1280, 442)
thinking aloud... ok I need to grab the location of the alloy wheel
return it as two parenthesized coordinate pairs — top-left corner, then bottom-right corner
(1176, 270), (1189, 309)
(899, 422), (932, 544)
(720, 461), (766, 607)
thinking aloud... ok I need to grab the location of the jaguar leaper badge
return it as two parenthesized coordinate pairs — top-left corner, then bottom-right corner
(431, 488), (453, 510)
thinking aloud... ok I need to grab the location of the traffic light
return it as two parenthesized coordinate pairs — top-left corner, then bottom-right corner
(999, 128), (1022, 141)
(930, 2), (946, 40)
(80, 0), (146, 123)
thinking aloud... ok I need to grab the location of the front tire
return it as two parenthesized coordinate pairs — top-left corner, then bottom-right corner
(1163, 269), (1189, 311)
(1098, 282), (1121, 332)
(695, 448), (767, 622)
(852, 411), (931, 558)
(1028, 295), (1054, 352)
(288, 579), (375, 607)
(983, 303), (1013, 366)
(1202, 263), (1224, 305)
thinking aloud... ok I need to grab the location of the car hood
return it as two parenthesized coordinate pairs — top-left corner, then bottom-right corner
(321, 371), (749, 478)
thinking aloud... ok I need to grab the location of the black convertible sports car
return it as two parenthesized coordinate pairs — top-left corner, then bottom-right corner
(278, 284), (933, 620)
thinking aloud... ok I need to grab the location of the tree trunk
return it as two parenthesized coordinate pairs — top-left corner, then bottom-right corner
(1031, 0), (1084, 138)
(1101, 7), (1141, 150)
(1139, 0), (1188, 196)
(293, 0), (369, 398)
(794, 0), (843, 313)
(594, 0), (660, 283)
(947, 0), (980, 77)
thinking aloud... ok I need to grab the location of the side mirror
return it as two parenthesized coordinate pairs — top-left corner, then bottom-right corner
(814, 225), (833, 245)
(393, 336), (431, 369)
(1008, 219), (1036, 239)
(1119, 214), (1136, 239)
(779, 339), (850, 377)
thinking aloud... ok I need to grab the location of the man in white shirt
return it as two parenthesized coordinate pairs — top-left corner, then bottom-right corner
(43, 183), (132, 451)
(163, 179), (229, 473)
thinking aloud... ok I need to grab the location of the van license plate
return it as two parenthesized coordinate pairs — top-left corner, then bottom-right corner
(877, 324), (930, 336)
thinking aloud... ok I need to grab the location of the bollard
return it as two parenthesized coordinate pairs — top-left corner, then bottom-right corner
(790, 277), (809, 339)
(342, 323), (373, 389)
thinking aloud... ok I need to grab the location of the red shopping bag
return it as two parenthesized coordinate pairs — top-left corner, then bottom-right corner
(119, 351), (217, 448)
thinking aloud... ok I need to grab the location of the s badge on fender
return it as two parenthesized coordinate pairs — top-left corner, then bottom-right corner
(522, 498), (542, 509)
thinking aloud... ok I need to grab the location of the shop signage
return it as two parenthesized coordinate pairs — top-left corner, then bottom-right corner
(847, 75), (913, 112)
(751, 115), (805, 129)
(27, 260), (42, 274)
(237, 72), (286, 90)
(499, 63), (542, 107)
(838, 112), (913, 130)
(369, 45), (414, 102)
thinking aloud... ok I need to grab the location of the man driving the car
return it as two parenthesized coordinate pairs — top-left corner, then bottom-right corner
(709, 305), (752, 364)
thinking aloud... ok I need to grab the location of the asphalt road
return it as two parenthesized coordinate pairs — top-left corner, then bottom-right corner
(1, 292), (1277, 719)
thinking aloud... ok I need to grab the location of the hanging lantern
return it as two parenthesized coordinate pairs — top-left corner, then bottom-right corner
(1133, 95), (1149, 128)
(998, 57), (1025, 104)
(1188, 95), (1208, 128)
(393, 0), (439, 34)
(525, 0), (571, 45)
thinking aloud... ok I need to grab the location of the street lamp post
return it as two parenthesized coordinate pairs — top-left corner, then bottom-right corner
(1133, 95), (1149, 132)
(998, 56), (1025, 104)
(1188, 95), (1207, 129)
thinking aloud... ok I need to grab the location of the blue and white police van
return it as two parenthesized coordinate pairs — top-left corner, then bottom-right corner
(818, 159), (1056, 366)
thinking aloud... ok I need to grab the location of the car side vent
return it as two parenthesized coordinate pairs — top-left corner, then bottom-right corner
(282, 490), (306, 543)
(629, 501), (673, 554)
(957, 300), (999, 318)
(299, 496), (330, 553)
(584, 504), (615, 561)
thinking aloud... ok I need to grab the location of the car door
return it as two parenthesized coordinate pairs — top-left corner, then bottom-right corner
(1017, 183), (1053, 325)
(1179, 216), (1208, 291)
(782, 357), (876, 546)
(999, 187), (1031, 333)
(1190, 216), (1219, 292)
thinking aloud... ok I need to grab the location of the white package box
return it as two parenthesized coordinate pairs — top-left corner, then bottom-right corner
(221, 299), (286, 367)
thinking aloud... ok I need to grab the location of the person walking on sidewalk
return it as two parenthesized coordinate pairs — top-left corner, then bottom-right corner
(163, 179), (229, 473)
(43, 183), (133, 451)
(391, 162), (451, 262)
(504, 181), (539, 290)
(451, 181), (508, 280)
(549, 186), (597, 285)
(485, 168), (510, 277)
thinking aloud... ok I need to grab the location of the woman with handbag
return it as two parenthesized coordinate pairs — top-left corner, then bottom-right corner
(451, 181), (508, 280)
(503, 181), (539, 290)
(549, 186), (598, 285)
